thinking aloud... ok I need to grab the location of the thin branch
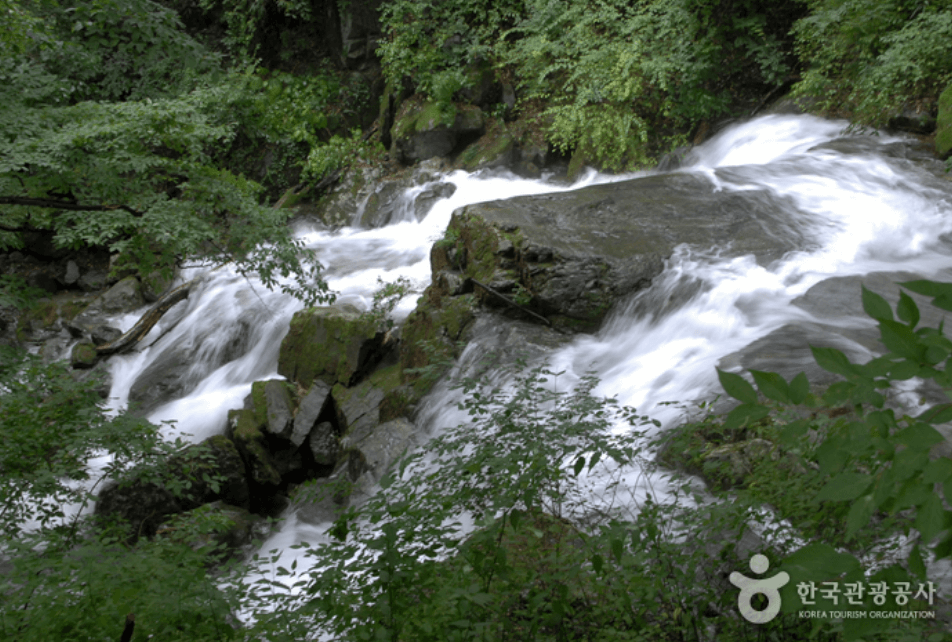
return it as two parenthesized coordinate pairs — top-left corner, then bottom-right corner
(0, 196), (144, 217)
(470, 278), (570, 334)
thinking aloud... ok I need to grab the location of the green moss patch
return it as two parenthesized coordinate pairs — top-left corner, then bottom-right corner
(278, 306), (381, 388)
(937, 82), (952, 158)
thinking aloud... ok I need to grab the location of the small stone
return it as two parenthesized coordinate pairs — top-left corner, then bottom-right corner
(64, 260), (80, 285)
(70, 341), (99, 369)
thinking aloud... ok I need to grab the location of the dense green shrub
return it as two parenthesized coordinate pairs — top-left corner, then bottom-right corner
(793, 0), (952, 123)
(379, 0), (803, 170)
(0, 346), (244, 641)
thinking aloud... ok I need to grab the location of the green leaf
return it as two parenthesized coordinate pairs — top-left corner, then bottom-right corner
(815, 472), (872, 502)
(896, 290), (919, 327)
(611, 537), (624, 562)
(591, 553), (604, 574)
(900, 279), (952, 298)
(789, 372), (809, 404)
(915, 494), (945, 542)
(933, 293), (952, 312)
(920, 403), (952, 424)
(750, 370), (791, 403)
(845, 495), (874, 540)
(887, 359), (920, 380)
(862, 286), (893, 321)
(895, 423), (943, 450)
(811, 346), (856, 377)
(573, 456), (585, 477)
(783, 542), (861, 577)
(717, 369), (758, 404)
(923, 459), (952, 484)
(723, 403), (771, 429)
(879, 320), (924, 360)
(779, 418), (809, 445)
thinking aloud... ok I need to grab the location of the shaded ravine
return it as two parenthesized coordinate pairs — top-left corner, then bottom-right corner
(103, 114), (952, 612)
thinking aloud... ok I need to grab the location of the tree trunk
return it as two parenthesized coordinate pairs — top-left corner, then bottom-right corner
(96, 280), (195, 356)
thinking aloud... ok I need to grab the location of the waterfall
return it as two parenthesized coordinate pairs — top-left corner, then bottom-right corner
(102, 113), (952, 615)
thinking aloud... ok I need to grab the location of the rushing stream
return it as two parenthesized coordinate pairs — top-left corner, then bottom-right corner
(104, 114), (952, 612)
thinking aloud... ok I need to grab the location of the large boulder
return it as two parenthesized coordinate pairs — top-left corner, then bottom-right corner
(456, 119), (516, 172)
(70, 276), (144, 332)
(431, 172), (800, 332)
(294, 159), (456, 229)
(343, 417), (417, 492)
(293, 380), (334, 446)
(390, 97), (485, 164)
(95, 434), (249, 542)
(159, 501), (267, 562)
(277, 304), (389, 389)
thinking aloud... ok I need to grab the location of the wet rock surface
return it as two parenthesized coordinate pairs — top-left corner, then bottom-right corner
(278, 303), (389, 389)
(390, 98), (485, 164)
(434, 171), (801, 332)
(95, 435), (250, 542)
(718, 270), (950, 392)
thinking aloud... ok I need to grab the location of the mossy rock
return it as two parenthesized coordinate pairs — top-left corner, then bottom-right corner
(399, 291), (477, 395)
(227, 408), (282, 488)
(277, 304), (385, 389)
(95, 434), (250, 542)
(456, 119), (516, 172)
(70, 341), (98, 369)
(332, 378), (385, 442)
(390, 96), (485, 163)
(937, 82), (952, 159)
(17, 294), (88, 341)
(250, 379), (296, 438)
(159, 500), (265, 562)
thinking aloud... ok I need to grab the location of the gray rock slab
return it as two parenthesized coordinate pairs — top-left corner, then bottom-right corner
(293, 382), (332, 446)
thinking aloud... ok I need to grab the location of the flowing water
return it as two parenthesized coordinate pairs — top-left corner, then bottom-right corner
(102, 114), (952, 610)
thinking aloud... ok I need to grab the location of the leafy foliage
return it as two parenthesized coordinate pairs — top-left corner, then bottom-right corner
(0, 1), (355, 305)
(705, 279), (952, 639)
(0, 346), (245, 641)
(793, 0), (952, 124)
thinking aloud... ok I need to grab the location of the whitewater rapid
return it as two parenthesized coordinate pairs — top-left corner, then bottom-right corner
(99, 113), (952, 611)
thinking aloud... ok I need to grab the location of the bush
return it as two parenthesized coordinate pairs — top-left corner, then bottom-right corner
(793, 0), (952, 124)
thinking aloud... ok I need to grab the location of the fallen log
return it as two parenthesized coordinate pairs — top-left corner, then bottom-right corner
(96, 280), (195, 356)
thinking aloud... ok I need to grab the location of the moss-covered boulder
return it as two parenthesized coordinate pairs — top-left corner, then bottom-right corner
(456, 119), (516, 172)
(227, 408), (283, 490)
(278, 303), (388, 389)
(937, 82), (952, 159)
(159, 501), (267, 562)
(250, 379), (296, 439)
(391, 96), (484, 164)
(16, 293), (89, 344)
(95, 434), (249, 542)
(332, 378), (386, 442)
(342, 417), (417, 490)
(70, 341), (97, 368)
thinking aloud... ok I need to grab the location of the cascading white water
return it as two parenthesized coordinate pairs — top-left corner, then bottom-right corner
(102, 114), (952, 611)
